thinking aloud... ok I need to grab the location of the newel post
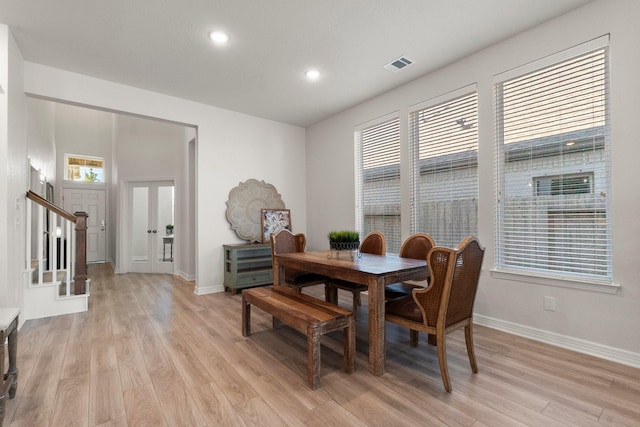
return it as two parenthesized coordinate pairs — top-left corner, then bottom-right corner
(74, 212), (88, 295)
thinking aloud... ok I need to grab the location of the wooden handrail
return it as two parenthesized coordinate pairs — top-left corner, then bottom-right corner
(26, 190), (88, 295)
(26, 190), (76, 222)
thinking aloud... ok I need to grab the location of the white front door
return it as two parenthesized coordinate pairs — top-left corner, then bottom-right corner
(63, 188), (107, 263)
(128, 180), (175, 274)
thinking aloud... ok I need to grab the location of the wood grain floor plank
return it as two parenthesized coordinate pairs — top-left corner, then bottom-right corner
(190, 381), (247, 427)
(174, 322), (259, 406)
(89, 368), (126, 426)
(114, 332), (152, 391)
(49, 373), (90, 427)
(148, 363), (207, 426)
(234, 396), (287, 427)
(122, 383), (167, 427)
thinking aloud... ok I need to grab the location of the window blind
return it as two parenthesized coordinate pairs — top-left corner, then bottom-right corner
(409, 90), (478, 248)
(355, 115), (401, 253)
(495, 45), (612, 282)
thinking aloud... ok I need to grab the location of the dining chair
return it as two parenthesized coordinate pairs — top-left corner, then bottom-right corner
(385, 236), (485, 392)
(384, 233), (435, 300)
(327, 231), (386, 313)
(270, 229), (329, 293)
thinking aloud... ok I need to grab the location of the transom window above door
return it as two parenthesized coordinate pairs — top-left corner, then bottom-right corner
(64, 154), (105, 183)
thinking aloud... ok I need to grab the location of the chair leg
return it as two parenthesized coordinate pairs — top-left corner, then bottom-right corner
(464, 323), (478, 373)
(427, 334), (437, 346)
(436, 332), (452, 392)
(326, 284), (338, 305)
(409, 329), (419, 346)
(351, 291), (358, 314)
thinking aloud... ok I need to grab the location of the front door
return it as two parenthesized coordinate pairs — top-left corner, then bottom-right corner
(128, 180), (175, 273)
(63, 188), (106, 263)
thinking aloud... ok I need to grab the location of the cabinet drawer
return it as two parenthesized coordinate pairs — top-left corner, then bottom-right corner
(237, 271), (272, 285)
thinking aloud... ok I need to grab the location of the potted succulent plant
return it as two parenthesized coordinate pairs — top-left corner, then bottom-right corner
(166, 224), (174, 235)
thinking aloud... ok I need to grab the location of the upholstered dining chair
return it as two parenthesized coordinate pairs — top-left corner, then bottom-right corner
(327, 231), (386, 313)
(384, 233), (435, 300)
(270, 229), (329, 292)
(385, 236), (485, 392)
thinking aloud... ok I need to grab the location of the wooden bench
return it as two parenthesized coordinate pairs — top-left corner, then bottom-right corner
(242, 285), (355, 390)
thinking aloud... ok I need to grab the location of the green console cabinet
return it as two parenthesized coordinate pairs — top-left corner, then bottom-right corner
(223, 243), (273, 294)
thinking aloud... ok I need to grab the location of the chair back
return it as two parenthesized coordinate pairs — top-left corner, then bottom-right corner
(445, 236), (484, 327)
(270, 229), (306, 256)
(359, 231), (386, 255)
(399, 233), (435, 260)
(413, 236), (484, 328)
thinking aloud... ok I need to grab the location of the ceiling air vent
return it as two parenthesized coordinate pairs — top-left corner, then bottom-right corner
(384, 56), (413, 72)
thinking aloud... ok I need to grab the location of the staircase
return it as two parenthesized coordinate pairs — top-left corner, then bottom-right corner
(23, 190), (90, 319)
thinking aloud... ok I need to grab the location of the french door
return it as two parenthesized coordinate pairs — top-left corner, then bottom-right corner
(129, 180), (175, 273)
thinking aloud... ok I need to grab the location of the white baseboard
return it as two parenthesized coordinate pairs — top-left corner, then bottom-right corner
(194, 283), (224, 295)
(175, 269), (195, 282)
(474, 314), (640, 369)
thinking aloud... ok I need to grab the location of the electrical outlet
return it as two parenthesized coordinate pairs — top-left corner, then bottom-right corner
(543, 296), (556, 312)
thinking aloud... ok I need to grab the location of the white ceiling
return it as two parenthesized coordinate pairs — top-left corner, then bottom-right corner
(1, 0), (592, 127)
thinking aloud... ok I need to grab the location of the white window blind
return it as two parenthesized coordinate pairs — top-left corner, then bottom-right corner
(409, 90), (478, 248)
(355, 115), (401, 253)
(495, 43), (612, 282)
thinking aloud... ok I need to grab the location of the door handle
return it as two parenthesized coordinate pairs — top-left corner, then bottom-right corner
(147, 229), (152, 233)
(152, 230), (158, 233)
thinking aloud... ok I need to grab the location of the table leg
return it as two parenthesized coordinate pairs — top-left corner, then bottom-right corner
(368, 277), (386, 376)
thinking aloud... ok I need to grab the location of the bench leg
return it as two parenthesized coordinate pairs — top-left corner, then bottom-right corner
(307, 326), (321, 390)
(242, 296), (251, 337)
(0, 330), (5, 426)
(344, 316), (356, 374)
(7, 325), (18, 398)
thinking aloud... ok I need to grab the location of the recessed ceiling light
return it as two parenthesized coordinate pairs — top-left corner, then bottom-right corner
(305, 69), (320, 81)
(209, 30), (229, 45)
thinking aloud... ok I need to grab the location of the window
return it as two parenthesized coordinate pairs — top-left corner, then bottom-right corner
(495, 37), (612, 282)
(355, 114), (401, 253)
(534, 173), (593, 196)
(65, 154), (105, 183)
(409, 89), (478, 248)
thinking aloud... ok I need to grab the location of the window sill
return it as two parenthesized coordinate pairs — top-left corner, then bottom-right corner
(490, 269), (620, 294)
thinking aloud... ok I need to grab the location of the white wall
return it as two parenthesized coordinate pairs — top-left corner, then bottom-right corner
(0, 24), (27, 315)
(25, 98), (56, 189)
(21, 61), (307, 296)
(306, 0), (640, 364)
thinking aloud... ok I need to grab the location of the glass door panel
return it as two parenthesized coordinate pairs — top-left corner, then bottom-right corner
(132, 186), (149, 262)
(156, 185), (175, 263)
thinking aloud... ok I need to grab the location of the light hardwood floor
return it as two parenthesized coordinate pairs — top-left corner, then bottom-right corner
(4, 263), (640, 426)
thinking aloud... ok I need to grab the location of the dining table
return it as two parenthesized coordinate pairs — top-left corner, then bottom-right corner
(272, 250), (427, 376)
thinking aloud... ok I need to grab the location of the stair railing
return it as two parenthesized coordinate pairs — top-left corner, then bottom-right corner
(25, 190), (88, 295)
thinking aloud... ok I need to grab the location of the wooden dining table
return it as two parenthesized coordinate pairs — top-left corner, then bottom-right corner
(272, 250), (427, 376)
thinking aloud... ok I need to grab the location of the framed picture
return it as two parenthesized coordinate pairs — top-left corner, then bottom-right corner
(261, 209), (291, 243)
